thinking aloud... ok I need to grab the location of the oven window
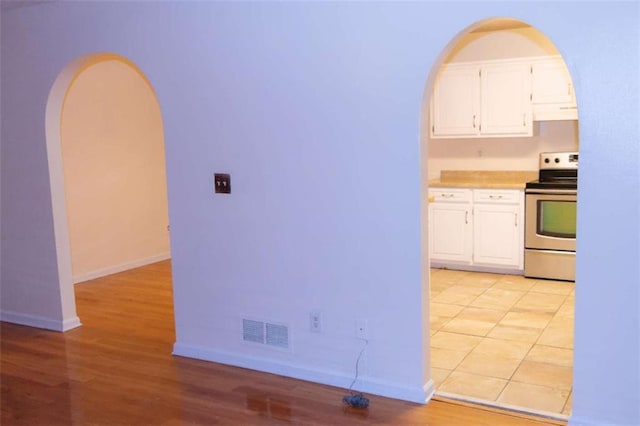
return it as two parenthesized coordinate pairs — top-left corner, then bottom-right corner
(538, 200), (576, 238)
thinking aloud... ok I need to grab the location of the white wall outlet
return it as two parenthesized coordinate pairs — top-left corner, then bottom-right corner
(356, 319), (368, 339)
(310, 311), (322, 333)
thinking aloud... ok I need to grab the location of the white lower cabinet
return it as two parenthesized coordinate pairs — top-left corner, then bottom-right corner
(429, 189), (472, 263)
(429, 188), (524, 272)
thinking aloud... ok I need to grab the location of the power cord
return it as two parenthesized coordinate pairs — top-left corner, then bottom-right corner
(342, 339), (370, 409)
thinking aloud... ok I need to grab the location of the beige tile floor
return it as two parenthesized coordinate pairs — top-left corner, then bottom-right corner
(429, 268), (574, 418)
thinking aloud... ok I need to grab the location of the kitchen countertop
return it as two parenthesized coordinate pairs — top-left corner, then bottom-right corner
(428, 170), (538, 190)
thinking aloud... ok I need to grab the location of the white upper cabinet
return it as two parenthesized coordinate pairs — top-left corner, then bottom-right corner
(430, 56), (578, 139)
(431, 59), (532, 138)
(431, 63), (480, 137)
(530, 56), (578, 120)
(480, 61), (532, 136)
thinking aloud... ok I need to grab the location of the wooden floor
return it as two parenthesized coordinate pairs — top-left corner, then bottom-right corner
(1, 260), (566, 425)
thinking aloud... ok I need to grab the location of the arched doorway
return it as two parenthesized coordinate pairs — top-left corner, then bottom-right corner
(45, 53), (170, 326)
(421, 18), (578, 419)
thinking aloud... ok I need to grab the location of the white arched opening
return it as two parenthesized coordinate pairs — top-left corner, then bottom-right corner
(420, 17), (578, 419)
(45, 53), (170, 328)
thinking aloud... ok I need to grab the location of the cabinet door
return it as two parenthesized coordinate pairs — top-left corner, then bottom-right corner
(472, 203), (522, 268)
(429, 200), (472, 263)
(531, 57), (574, 105)
(431, 63), (480, 138)
(531, 57), (578, 120)
(480, 62), (532, 136)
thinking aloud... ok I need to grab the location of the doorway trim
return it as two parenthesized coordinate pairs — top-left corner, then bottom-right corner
(45, 52), (165, 331)
(420, 17), (577, 418)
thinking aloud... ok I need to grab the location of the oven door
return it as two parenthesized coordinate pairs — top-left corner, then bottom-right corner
(525, 189), (577, 252)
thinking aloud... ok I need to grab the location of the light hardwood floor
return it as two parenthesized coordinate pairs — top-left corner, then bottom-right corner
(1, 260), (565, 425)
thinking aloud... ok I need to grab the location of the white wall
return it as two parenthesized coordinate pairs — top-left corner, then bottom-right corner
(0, 2), (638, 425)
(428, 121), (579, 179)
(60, 59), (170, 283)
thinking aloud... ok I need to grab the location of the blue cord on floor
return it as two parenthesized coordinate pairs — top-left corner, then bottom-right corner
(343, 393), (369, 408)
(342, 339), (370, 409)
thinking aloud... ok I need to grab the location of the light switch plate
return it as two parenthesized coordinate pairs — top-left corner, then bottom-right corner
(214, 173), (231, 194)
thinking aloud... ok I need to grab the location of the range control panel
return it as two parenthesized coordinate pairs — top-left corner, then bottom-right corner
(539, 152), (578, 170)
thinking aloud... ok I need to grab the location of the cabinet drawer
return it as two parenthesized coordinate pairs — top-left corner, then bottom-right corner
(430, 188), (472, 203)
(473, 189), (521, 204)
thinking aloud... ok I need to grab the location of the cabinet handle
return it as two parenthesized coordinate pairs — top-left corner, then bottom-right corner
(515, 213), (518, 227)
(441, 193), (454, 198)
(489, 195), (503, 200)
(473, 115), (476, 129)
(523, 113), (526, 126)
(465, 211), (469, 224)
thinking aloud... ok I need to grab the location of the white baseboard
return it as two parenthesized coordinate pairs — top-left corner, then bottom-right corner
(0, 310), (82, 332)
(74, 252), (171, 283)
(423, 378), (436, 401)
(430, 262), (523, 275)
(435, 391), (569, 421)
(172, 341), (431, 404)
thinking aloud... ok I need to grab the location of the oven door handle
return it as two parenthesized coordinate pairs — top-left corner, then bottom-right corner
(525, 188), (577, 195)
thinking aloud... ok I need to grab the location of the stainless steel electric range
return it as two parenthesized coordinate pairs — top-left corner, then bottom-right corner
(524, 152), (578, 281)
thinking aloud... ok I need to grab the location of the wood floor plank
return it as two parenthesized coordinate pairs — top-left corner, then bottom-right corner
(1, 260), (564, 425)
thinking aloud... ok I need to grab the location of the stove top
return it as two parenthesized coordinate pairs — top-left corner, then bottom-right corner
(527, 152), (579, 191)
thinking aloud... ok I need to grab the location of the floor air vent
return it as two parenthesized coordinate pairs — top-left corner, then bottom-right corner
(242, 319), (289, 349)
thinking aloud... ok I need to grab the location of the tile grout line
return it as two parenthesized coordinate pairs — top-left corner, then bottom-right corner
(430, 269), (574, 414)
